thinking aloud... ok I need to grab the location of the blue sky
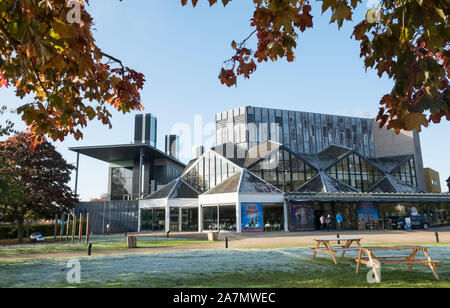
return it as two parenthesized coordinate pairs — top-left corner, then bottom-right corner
(1, 1), (449, 200)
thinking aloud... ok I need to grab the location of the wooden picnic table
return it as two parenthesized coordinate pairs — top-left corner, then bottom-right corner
(310, 237), (362, 264)
(354, 246), (440, 281)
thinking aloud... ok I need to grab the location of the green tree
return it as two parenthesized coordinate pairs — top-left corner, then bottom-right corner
(0, 132), (78, 242)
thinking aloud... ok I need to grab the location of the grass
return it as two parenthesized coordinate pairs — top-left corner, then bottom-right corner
(45, 257), (450, 288)
(1, 246), (448, 288)
(239, 243), (450, 249)
(0, 236), (211, 255)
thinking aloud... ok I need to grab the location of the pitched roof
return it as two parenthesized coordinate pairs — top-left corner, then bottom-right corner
(296, 173), (359, 193)
(144, 178), (200, 200)
(369, 154), (413, 173)
(239, 169), (283, 193)
(297, 145), (352, 171)
(203, 169), (283, 195)
(203, 172), (242, 195)
(369, 175), (425, 194)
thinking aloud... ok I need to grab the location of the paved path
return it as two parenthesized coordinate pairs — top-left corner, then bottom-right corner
(1, 229), (449, 261)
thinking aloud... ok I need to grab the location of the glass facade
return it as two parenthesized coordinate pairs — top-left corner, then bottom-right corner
(263, 204), (284, 231)
(326, 153), (384, 191)
(216, 107), (376, 157)
(202, 205), (237, 231)
(182, 151), (238, 193)
(181, 208), (198, 231)
(390, 158), (417, 187)
(140, 209), (165, 232)
(169, 208), (180, 231)
(202, 206), (218, 231)
(249, 149), (317, 192)
(110, 167), (133, 200)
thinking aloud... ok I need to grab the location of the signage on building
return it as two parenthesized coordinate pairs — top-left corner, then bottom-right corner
(358, 202), (379, 229)
(241, 203), (263, 232)
(290, 202), (315, 231)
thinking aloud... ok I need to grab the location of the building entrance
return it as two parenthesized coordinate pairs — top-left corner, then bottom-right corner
(140, 208), (165, 232)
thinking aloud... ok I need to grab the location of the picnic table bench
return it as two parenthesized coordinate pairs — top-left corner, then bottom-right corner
(309, 237), (362, 264)
(354, 246), (440, 281)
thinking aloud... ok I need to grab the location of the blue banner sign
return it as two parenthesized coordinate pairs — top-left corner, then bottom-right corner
(241, 203), (263, 232)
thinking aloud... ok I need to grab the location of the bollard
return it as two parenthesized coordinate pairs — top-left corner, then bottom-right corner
(54, 214), (58, 243)
(435, 231), (440, 243)
(167, 231), (170, 238)
(86, 212), (90, 244)
(225, 237), (228, 249)
(88, 243), (93, 256)
(337, 233), (340, 245)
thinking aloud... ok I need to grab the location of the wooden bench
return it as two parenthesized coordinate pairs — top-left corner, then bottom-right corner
(310, 237), (362, 264)
(354, 246), (440, 280)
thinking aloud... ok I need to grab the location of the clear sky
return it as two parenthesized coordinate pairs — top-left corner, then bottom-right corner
(1, 1), (449, 200)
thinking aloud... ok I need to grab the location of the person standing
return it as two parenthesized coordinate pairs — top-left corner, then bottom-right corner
(320, 215), (325, 230)
(336, 213), (343, 229)
(326, 214), (332, 231)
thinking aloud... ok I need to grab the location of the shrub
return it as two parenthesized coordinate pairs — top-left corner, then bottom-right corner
(0, 223), (81, 240)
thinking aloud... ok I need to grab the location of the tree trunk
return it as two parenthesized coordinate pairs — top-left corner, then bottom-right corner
(17, 218), (24, 242)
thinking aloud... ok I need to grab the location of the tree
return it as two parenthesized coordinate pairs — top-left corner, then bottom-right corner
(0, 1), (447, 143)
(0, 106), (17, 219)
(90, 193), (109, 202)
(0, 132), (78, 241)
(0, 0), (145, 146)
(183, 0), (449, 133)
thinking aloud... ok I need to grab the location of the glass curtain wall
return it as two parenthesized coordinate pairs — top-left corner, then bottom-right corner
(181, 208), (198, 231)
(202, 205), (237, 231)
(263, 204), (284, 231)
(390, 158), (417, 187)
(249, 148), (317, 192)
(140, 209), (166, 232)
(169, 208), (180, 232)
(326, 153), (383, 191)
(110, 167), (133, 200)
(182, 151), (238, 193)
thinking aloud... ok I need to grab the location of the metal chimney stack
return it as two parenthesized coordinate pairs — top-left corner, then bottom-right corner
(165, 135), (180, 160)
(134, 114), (157, 147)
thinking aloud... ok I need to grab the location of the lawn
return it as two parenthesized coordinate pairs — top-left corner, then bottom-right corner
(0, 246), (448, 288)
(0, 235), (210, 255)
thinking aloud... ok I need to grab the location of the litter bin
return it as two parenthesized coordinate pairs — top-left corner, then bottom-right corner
(208, 232), (219, 241)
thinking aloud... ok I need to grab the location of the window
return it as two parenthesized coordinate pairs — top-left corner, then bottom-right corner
(391, 158), (417, 187)
(111, 167), (133, 200)
(326, 153), (383, 191)
(248, 149), (317, 192)
(182, 152), (240, 193)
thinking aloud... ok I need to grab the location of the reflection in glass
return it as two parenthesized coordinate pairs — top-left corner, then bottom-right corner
(111, 167), (133, 200)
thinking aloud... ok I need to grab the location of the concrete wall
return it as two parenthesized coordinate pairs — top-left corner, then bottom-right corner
(371, 120), (426, 190)
(424, 168), (442, 193)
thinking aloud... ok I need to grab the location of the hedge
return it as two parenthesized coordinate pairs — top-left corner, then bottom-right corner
(0, 223), (82, 240)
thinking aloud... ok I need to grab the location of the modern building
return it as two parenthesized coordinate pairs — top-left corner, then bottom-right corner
(424, 168), (442, 193)
(74, 107), (450, 234)
(70, 114), (185, 201)
(216, 106), (426, 190)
